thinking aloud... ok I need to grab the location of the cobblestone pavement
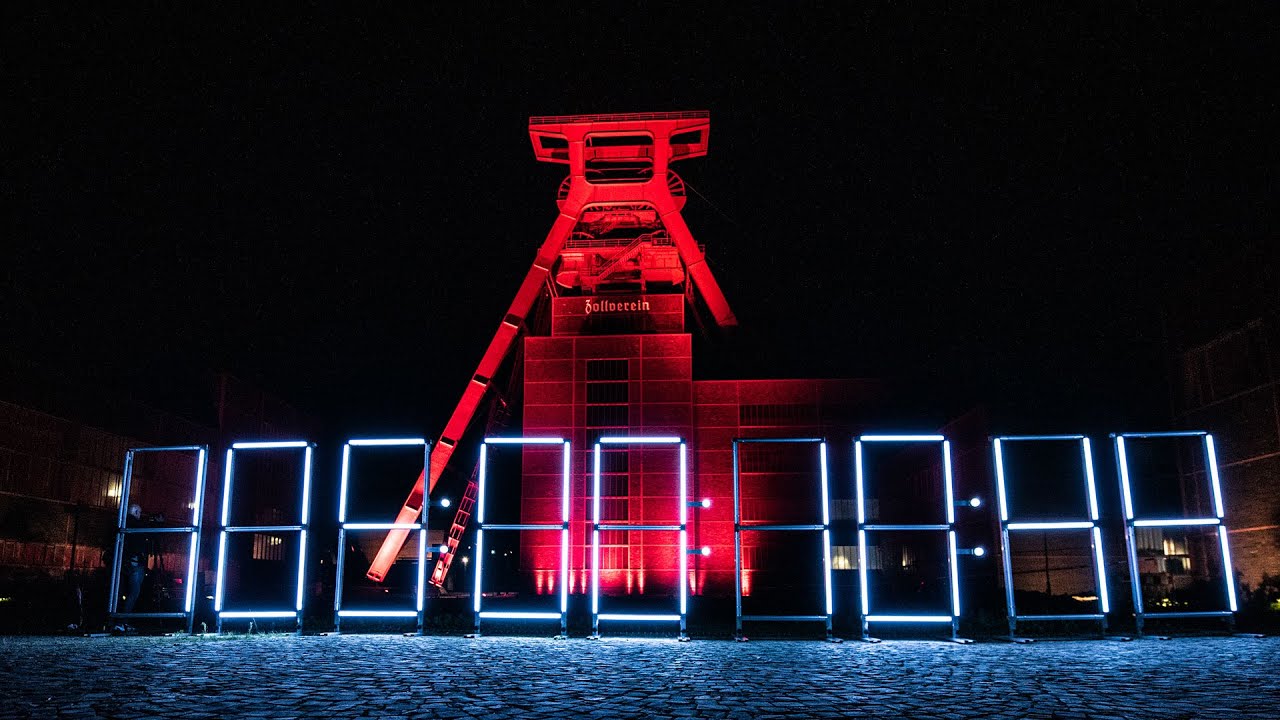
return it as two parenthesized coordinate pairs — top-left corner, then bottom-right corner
(1, 635), (1276, 719)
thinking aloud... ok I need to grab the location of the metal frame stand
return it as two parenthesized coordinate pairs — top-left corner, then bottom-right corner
(993, 435), (1114, 642)
(732, 438), (837, 642)
(471, 437), (571, 639)
(333, 438), (432, 636)
(591, 436), (690, 640)
(108, 445), (209, 635)
(1115, 431), (1239, 638)
(214, 441), (314, 635)
(855, 435), (974, 643)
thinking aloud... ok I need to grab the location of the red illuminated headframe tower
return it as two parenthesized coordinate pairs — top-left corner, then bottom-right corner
(367, 111), (735, 583)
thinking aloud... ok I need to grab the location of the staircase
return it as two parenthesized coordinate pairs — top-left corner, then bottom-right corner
(429, 473), (478, 587)
(429, 338), (527, 588)
(583, 232), (668, 285)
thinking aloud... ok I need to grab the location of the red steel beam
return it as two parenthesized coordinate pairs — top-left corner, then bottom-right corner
(367, 112), (733, 582)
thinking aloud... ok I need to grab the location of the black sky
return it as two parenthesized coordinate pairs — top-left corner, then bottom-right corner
(3, 4), (1277, 436)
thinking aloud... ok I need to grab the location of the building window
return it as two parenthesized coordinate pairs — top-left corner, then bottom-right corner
(586, 359), (629, 381)
(586, 359), (629, 569)
(739, 403), (819, 427)
(830, 545), (881, 571)
(252, 534), (284, 561)
(586, 405), (629, 427)
(586, 382), (629, 404)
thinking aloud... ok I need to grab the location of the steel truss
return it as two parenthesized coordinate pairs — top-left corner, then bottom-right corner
(592, 436), (689, 639)
(855, 435), (977, 642)
(994, 435), (1111, 640)
(1114, 431), (1238, 637)
(472, 437), (571, 638)
(733, 438), (836, 641)
(214, 441), (314, 634)
(108, 445), (209, 634)
(333, 439), (433, 635)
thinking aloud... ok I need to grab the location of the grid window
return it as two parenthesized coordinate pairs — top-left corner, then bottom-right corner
(586, 405), (629, 427)
(586, 359), (629, 381)
(739, 404), (818, 427)
(587, 382), (629, 404)
(252, 534), (284, 561)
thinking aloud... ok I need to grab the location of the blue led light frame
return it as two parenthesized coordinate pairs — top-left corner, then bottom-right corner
(993, 435), (1110, 638)
(214, 441), (314, 634)
(854, 435), (963, 640)
(733, 438), (835, 641)
(592, 436), (688, 639)
(108, 445), (209, 635)
(473, 437), (571, 638)
(333, 438), (432, 635)
(1114, 431), (1238, 636)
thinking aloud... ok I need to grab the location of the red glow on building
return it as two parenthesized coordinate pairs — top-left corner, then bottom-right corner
(369, 112), (889, 602)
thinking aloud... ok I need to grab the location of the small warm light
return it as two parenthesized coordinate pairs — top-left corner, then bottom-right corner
(106, 484), (122, 499)
(460, 556), (469, 565)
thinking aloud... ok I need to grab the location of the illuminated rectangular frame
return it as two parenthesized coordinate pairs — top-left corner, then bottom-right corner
(993, 435), (1110, 637)
(854, 435), (961, 639)
(1114, 431), (1237, 635)
(732, 438), (834, 640)
(473, 437), (571, 637)
(214, 441), (314, 634)
(591, 436), (688, 639)
(108, 445), (209, 635)
(333, 438), (431, 634)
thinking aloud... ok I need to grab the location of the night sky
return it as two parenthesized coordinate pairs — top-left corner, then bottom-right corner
(4, 5), (1277, 437)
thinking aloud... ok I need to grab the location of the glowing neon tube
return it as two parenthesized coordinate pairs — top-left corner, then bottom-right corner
(1092, 526), (1110, 613)
(994, 438), (1009, 523)
(1117, 436), (1134, 520)
(1082, 437), (1100, 521)
(343, 522), (423, 530)
(1007, 521), (1095, 530)
(479, 611), (561, 620)
(1206, 435), (1225, 518)
(339, 610), (419, 618)
(1219, 525), (1237, 612)
(860, 434), (944, 442)
(184, 532), (199, 613)
(865, 615), (952, 623)
(1133, 518), (1220, 527)
(219, 611), (297, 619)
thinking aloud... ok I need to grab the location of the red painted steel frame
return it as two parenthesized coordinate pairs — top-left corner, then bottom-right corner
(367, 112), (734, 581)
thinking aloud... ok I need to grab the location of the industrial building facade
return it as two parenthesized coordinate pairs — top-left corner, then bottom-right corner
(520, 292), (895, 600)
(1175, 312), (1280, 592)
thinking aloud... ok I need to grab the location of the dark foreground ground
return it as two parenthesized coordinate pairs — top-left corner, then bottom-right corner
(1, 634), (1276, 719)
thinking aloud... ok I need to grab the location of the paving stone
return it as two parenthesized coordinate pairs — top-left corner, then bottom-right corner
(0, 635), (1277, 718)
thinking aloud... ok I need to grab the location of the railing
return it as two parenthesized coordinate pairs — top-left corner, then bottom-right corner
(530, 110), (708, 125)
